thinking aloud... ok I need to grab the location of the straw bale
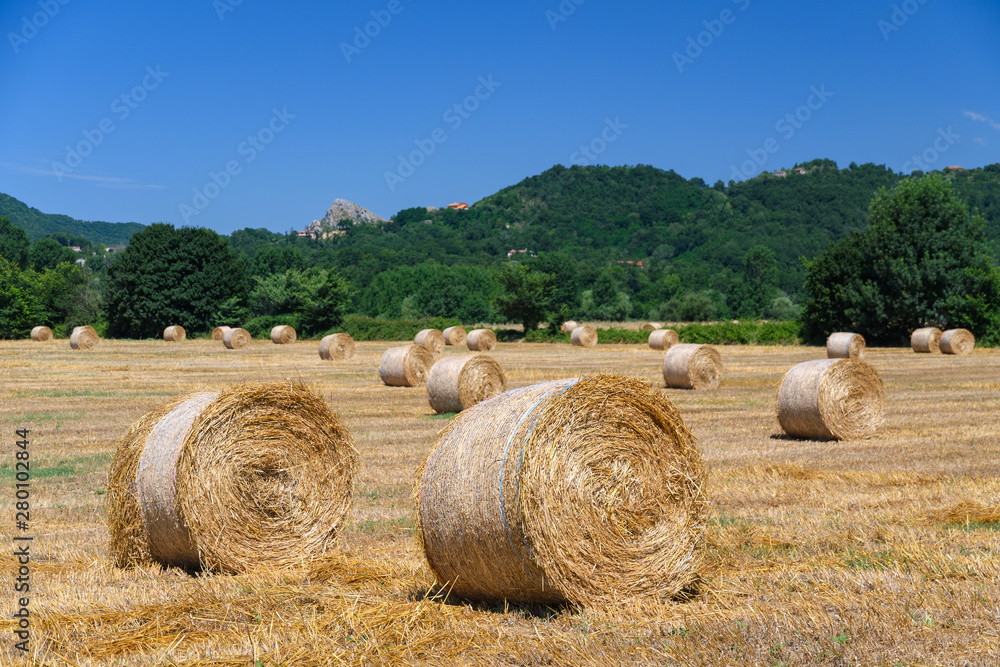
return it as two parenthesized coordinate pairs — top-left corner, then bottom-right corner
(570, 325), (598, 348)
(70, 325), (99, 350)
(940, 328), (975, 355)
(641, 322), (663, 332)
(211, 326), (232, 341)
(30, 326), (53, 342)
(648, 328), (679, 351)
(466, 328), (497, 352)
(442, 325), (467, 346)
(426, 355), (507, 414)
(163, 325), (186, 342)
(415, 328), (445, 354)
(826, 332), (865, 359)
(223, 327), (251, 350)
(663, 344), (722, 389)
(776, 358), (885, 441)
(319, 333), (356, 361)
(417, 375), (707, 605)
(911, 327), (942, 353)
(107, 382), (357, 572)
(560, 320), (579, 334)
(379, 344), (434, 387)
(270, 325), (297, 345)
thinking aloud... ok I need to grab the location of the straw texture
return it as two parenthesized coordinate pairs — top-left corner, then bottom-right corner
(319, 333), (356, 361)
(415, 329), (446, 354)
(417, 375), (707, 605)
(940, 328), (975, 355)
(211, 326), (232, 341)
(663, 344), (722, 390)
(223, 327), (251, 349)
(641, 322), (663, 332)
(30, 326), (53, 342)
(911, 327), (942, 353)
(107, 382), (357, 572)
(271, 325), (297, 345)
(466, 329), (497, 352)
(826, 332), (865, 359)
(379, 344), (434, 387)
(442, 326), (467, 346)
(163, 325), (186, 342)
(648, 328), (679, 351)
(570, 325), (598, 348)
(776, 358), (886, 441)
(560, 320), (579, 334)
(70, 325), (99, 350)
(426, 355), (507, 414)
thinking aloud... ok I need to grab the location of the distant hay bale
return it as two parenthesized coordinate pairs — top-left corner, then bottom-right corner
(426, 355), (507, 414)
(414, 329), (445, 354)
(379, 344), (434, 387)
(940, 328), (975, 355)
(70, 326), (99, 350)
(560, 320), (579, 334)
(417, 375), (707, 605)
(648, 328), (679, 351)
(466, 328), (497, 352)
(911, 327), (942, 353)
(270, 325), (297, 345)
(442, 326), (467, 346)
(30, 326), (53, 342)
(163, 326), (186, 342)
(663, 344), (722, 390)
(223, 328), (251, 350)
(826, 332), (865, 359)
(107, 382), (357, 572)
(319, 333), (356, 361)
(570, 325), (598, 348)
(641, 322), (663, 332)
(776, 358), (886, 441)
(211, 326), (232, 341)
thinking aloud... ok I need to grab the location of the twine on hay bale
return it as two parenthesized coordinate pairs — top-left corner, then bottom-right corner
(570, 325), (598, 348)
(648, 328), (679, 351)
(641, 322), (663, 332)
(826, 332), (865, 359)
(223, 327), (251, 350)
(417, 375), (707, 605)
(414, 328), (445, 354)
(211, 326), (232, 341)
(663, 344), (722, 390)
(379, 344), (434, 387)
(426, 354), (507, 414)
(70, 326), (99, 350)
(30, 326), (53, 342)
(560, 320), (579, 334)
(107, 382), (357, 572)
(776, 358), (886, 441)
(911, 327), (942, 353)
(442, 326), (467, 346)
(466, 328), (496, 352)
(270, 325), (297, 345)
(940, 328), (975, 355)
(319, 333), (356, 361)
(163, 326), (186, 342)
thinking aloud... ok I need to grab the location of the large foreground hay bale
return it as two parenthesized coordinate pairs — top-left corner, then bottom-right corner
(940, 328), (975, 355)
(414, 328), (445, 354)
(442, 326), (467, 346)
(163, 325), (186, 342)
(466, 328), (496, 352)
(911, 327), (942, 353)
(30, 326), (53, 342)
(560, 320), (578, 334)
(663, 344), (722, 389)
(223, 327), (251, 350)
(211, 326), (232, 341)
(648, 328), (679, 351)
(319, 333), (356, 361)
(70, 326), (99, 350)
(641, 321), (663, 332)
(107, 382), (357, 572)
(826, 332), (865, 359)
(417, 375), (707, 604)
(776, 358), (885, 441)
(379, 344), (434, 387)
(270, 325), (297, 345)
(427, 355), (507, 414)
(570, 325), (598, 348)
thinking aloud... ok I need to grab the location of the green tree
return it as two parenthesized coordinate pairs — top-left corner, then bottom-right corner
(494, 263), (554, 333)
(0, 216), (30, 270)
(250, 267), (352, 335)
(29, 237), (77, 270)
(0, 257), (43, 338)
(727, 245), (778, 318)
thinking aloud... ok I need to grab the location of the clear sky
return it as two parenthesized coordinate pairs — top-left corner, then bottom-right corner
(1, 1), (998, 236)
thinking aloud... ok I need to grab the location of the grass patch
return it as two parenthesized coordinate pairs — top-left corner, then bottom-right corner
(520, 320), (803, 345)
(423, 412), (458, 420)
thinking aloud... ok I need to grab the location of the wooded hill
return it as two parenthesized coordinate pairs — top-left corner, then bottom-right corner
(0, 193), (144, 248)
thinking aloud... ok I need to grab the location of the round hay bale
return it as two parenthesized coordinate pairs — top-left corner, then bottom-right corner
(826, 332), (865, 359)
(570, 325), (598, 348)
(663, 344), (722, 390)
(940, 328), (975, 355)
(30, 326), (53, 342)
(211, 326), (232, 341)
(466, 328), (497, 352)
(70, 325), (99, 350)
(426, 355), (507, 414)
(442, 325), (467, 346)
(911, 327), (942, 353)
(560, 320), (579, 334)
(107, 382), (357, 572)
(417, 375), (707, 605)
(163, 325), (186, 342)
(223, 327), (251, 350)
(776, 358), (886, 441)
(379, 344), (434, 387)
(270, 325), (297, 345)
(414, 328), (445, 354)
(648, 328), (679, 351)
(319, 333), (356, 361)
(641, 322), (663, 332)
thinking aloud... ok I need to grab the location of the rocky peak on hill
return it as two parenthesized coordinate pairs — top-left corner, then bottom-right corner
(307, 199), (385, 235)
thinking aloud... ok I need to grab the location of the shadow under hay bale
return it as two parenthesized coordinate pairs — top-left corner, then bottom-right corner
(163, 325), (186, 342)
(940, 328), (975, 355)
(776, 358), (886, 441)
(223, 327), (251, 350)
(570, 325), (597, 348)
(107, 382), (357, 572)
(560, 320), (578, 334)
(319, 333), (356, 361)
(417, 375), (706, 605)
(211, 326), (232, 341)
(648, 328), (679, 351)
(826, 332), (865, 359)
(30, 326), (53, 342)
(380, 344), (434, 387)
(911, 327), (942, 353)
(415, 328), (445, 354)
(466, 328), (496, 352)
(427, 354), (507, 414)
(442, 326), (467, 346)
(271, 325), (297, 345)
(70, 325), (99, 350)
(663, 344), (722, 390)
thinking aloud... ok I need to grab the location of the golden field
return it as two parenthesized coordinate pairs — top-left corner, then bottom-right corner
(0, 336), (997, 666)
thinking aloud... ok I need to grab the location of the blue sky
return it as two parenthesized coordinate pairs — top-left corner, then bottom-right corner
(1, 1), (998, 235)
